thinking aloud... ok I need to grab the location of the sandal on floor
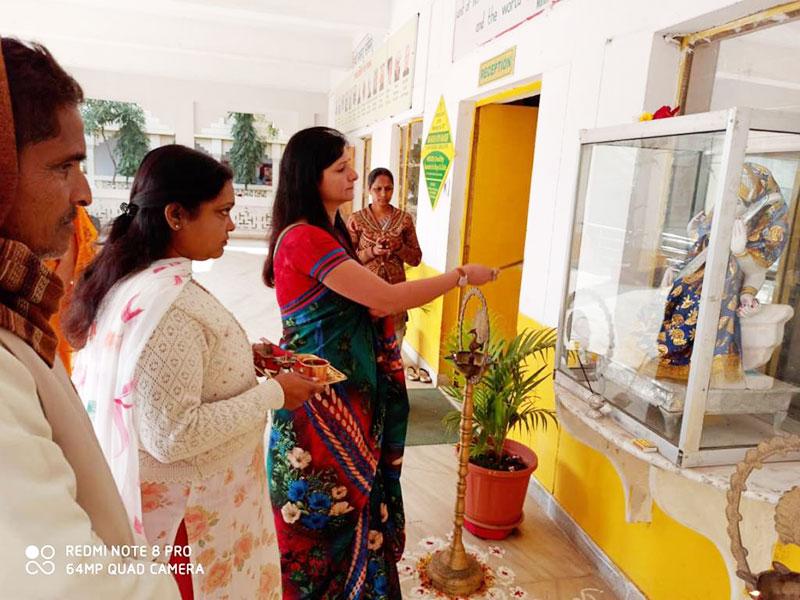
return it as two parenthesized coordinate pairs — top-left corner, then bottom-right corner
(406, 366), (420, 381)
(417, 368), (432, 384)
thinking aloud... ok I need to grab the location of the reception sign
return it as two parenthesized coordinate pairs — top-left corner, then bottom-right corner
(421, 97), (455, 209)
(478, 46), (516, 86)
(333, 16), (418, 132)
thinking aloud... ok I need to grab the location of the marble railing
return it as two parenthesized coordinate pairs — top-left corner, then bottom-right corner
(87, 185), (273, 237)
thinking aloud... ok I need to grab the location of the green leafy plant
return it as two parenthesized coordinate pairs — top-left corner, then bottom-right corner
(228, 113), (278, 189)
(81, 99), (149, 183)
(115, 116), (149, 180)
(443, 327), (558, 470)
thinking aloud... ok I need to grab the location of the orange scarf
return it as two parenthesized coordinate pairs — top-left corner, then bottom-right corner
(45, 207), (98, 370)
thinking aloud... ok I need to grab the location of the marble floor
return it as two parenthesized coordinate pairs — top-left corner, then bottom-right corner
(196, 243), (619, 599)
(192, 241), (282, 344)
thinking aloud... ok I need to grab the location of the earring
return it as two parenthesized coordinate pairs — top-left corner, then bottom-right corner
(173, 224), (180, 230)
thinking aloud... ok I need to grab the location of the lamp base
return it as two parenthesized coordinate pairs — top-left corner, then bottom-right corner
(426, 548), (485, 597)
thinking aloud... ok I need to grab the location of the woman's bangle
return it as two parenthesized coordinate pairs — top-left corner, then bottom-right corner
(455, 266), (468, 287)
(732, 249), (748, 258)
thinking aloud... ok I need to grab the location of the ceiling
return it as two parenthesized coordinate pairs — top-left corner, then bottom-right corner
(0, 0), (394, 93)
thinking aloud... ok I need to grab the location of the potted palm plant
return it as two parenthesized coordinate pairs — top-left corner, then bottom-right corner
(443, 326), (558, 540)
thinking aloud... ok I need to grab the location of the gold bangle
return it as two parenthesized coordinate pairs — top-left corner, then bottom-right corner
(732, 249), (748, 258)
(741, 286), (759, 297)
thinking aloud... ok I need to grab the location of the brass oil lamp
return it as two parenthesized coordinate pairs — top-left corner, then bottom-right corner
(728, 435), (800, 600)
(425, 287), (491, 596)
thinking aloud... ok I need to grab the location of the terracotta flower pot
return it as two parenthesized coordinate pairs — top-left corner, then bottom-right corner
(464, 439), (538, 540)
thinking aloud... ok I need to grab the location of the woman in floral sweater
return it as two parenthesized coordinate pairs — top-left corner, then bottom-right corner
(66, 145), (322, 599)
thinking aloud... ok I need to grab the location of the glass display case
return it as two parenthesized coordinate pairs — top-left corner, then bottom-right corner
(556, 108), (800, 466)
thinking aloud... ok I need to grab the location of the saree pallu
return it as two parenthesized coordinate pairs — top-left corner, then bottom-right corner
(268, 287), (408, 600)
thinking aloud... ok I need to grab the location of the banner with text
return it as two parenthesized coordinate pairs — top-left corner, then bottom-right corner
(334, 16), (418, 132)
(453, 0), (561, 61)
(421, 97), (455, 209)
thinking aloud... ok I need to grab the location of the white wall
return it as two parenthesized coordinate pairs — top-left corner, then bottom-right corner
(368, 125), (396, 177)
(341, 0), (784, 326)
(331, 1), (435, 154)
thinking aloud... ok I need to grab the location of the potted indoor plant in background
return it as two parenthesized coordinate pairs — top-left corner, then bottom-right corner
(443, 326), (558, 540)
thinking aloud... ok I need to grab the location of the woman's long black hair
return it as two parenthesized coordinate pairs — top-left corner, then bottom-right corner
(64, 144), (232, 348)
(262, 126), (355, 287)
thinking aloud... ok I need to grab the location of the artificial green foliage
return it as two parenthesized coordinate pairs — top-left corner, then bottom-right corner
(443, 327), (558, 469)
(228, 112), (266, 188)
(81, 99), (149, 183)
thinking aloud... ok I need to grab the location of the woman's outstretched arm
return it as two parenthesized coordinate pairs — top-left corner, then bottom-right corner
(323, 260), (495, 314)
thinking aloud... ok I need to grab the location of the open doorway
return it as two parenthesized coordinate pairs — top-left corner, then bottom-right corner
(461, 95), (539, 340)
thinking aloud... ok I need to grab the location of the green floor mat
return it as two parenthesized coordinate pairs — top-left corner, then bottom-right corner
(405, 387), (459, 447)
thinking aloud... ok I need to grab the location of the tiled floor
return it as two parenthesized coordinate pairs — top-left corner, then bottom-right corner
(197, 244), (618, 599)
(192, 242), (283, 344)
(402, 445), (618, 600)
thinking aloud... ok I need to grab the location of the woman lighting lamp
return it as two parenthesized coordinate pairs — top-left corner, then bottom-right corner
(264, 126), (496, 599)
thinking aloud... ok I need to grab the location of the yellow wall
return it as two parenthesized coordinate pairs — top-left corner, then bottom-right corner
(407, 279), (800, 599)
(406, 79), (795, 599)
(405, 262), (446, 372)
(774, 542), (800, 572)
(511, 312), (800, 598)
(408, 282), (800, 598)
(555, 430), (730, 599)
(511, 313), (560, 491)
(439, 285), (461, 377)
(512, 313), (731, 600)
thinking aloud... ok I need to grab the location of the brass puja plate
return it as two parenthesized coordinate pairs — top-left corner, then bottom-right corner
(253, 348), (347, 384)
(322, 364), (348, 385)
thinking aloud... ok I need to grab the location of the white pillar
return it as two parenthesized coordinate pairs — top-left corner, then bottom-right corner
(175, 100), (196, 147)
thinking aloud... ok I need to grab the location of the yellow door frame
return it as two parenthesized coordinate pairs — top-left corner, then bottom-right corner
(397, 117), (424, 215)
(438, 79), (542, 371)
(475, 80), (542, 108)
(361, 135), (372, 206)
(460, 80), (542, 267)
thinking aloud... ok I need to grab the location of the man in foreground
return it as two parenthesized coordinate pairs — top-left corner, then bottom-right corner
(0, 37), (179, 598)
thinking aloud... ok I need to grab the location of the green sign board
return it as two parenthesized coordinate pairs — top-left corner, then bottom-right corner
(421, 96), (455, 209)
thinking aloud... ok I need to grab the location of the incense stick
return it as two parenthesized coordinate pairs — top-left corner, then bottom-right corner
(496, 259), (524, 271)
